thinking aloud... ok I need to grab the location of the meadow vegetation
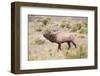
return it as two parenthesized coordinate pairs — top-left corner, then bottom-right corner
(28, 15), (88, 60)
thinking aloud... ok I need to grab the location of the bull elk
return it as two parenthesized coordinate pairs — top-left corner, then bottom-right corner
(43, 30), (77, 50)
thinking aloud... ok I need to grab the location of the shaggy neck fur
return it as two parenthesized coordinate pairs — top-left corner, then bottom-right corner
(43, 33), (57, 43)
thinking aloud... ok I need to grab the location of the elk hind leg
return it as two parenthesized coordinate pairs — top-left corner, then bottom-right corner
(71, 41), (77, 48)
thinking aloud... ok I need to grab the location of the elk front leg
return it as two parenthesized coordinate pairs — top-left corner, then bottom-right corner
(58, 43), (61, 50)
(67, 41), (71, 49)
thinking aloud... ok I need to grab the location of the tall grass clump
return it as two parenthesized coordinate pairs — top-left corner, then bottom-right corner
(34, 39), (45, 45)
(79, 45), (87, 58)
(64, 45), (87, 59)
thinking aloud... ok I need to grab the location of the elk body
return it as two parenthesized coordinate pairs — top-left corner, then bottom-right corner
(43, 31), (77, 50)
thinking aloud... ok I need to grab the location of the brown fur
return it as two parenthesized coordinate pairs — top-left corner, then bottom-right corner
(43, 31), (77, 50)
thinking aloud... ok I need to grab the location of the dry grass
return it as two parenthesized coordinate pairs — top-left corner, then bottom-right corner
(28, 15), (88, 61)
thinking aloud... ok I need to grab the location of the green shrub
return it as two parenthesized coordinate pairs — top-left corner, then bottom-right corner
(70, 24), (82, 32)
(79, 27), (87, 34)
(34, 39), (45, 45)
(35, 28), (42, 32)
(60, 24), (65, 28)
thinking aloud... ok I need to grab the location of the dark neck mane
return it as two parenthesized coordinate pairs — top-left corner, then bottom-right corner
(45, 33), (57, 42)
